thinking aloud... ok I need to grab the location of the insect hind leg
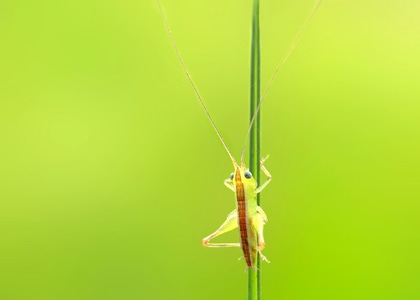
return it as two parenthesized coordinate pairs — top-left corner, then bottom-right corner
(254, 206), (270, 263)
(202, 210), (241, 248)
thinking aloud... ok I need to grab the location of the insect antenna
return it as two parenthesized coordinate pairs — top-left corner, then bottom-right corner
(158, 1), (238, 167)
(240, 0), (323, 164)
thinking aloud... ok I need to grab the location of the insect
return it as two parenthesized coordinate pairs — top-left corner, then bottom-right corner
(158, 1), (322, 268)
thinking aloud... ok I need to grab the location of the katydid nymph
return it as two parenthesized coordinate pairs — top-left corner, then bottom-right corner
(158, 1), (322, 268)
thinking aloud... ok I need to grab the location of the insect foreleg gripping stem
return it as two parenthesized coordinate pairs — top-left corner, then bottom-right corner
(256, 155), (272, 194)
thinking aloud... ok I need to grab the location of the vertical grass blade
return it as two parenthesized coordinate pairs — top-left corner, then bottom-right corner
(248, 0), (261, 299)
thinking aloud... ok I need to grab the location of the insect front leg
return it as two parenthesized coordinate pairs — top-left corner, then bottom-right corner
(202, 209), (240, 248)
(256, 155), (272, 193)
(224, 177), (235, 192)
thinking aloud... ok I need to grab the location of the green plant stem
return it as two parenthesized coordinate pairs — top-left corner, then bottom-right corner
(248, 0), (261, 299)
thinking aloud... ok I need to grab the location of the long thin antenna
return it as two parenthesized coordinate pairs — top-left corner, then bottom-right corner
(158, 1), (238, 167)
(240, 0), (323, 161)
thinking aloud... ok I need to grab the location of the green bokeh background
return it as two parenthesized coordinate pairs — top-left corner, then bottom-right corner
(1, 1), (419, 299)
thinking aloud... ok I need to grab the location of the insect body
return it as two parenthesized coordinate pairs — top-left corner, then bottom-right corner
(158, 0), (322, 268)
(202, 156), (272, 268)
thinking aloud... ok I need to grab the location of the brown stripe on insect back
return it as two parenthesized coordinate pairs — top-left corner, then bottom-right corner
(235, 167), (253, 268)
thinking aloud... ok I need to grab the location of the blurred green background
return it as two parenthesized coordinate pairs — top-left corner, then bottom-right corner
(1, 0), (419, 299)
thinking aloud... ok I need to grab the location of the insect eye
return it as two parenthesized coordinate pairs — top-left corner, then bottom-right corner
(229, 173), (234, 180)
(244, 171), (252, 179)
